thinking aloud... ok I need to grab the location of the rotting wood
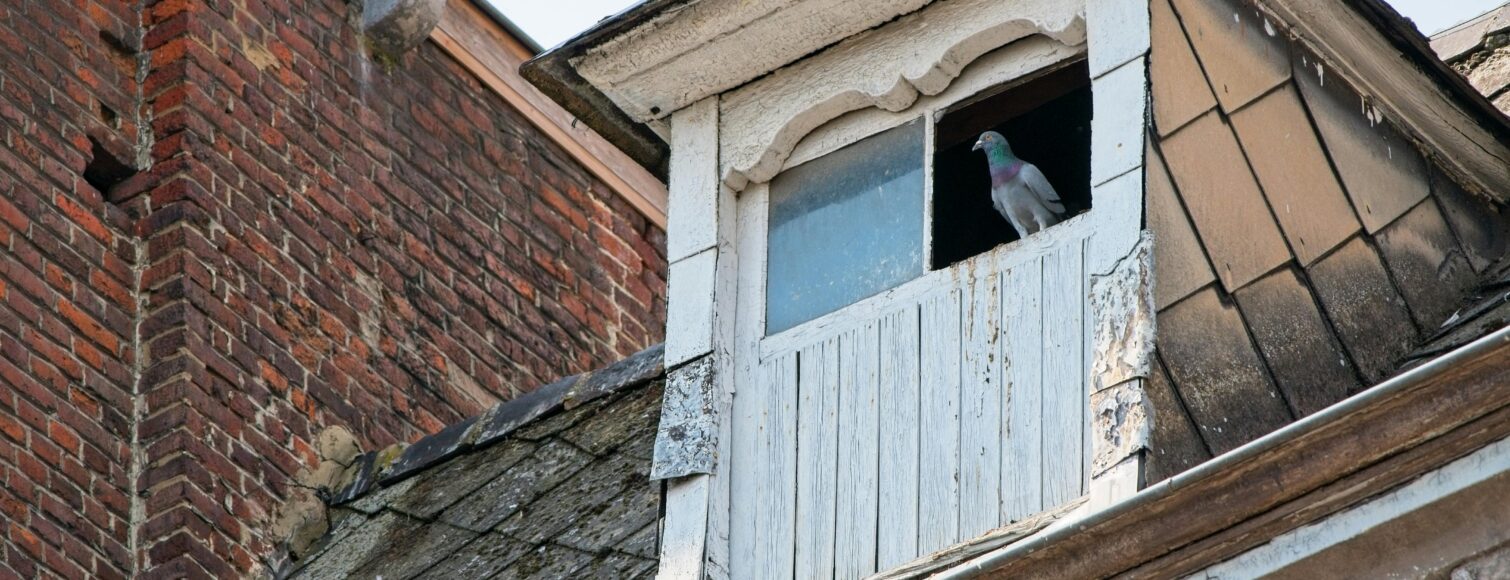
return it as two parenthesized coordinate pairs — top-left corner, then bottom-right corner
(1043, 242), (1086, 507)
(1123, 395), (1510, 579)
(961, 269), (1005, 537)
(1002, 257), (1046, 522)
(920, 289), (964, 553)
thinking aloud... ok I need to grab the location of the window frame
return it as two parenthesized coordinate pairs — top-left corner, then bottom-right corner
(755, 53), (1095, 346)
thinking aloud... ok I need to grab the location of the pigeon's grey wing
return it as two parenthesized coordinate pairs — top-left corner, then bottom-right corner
(1020, 164), (1066, 214)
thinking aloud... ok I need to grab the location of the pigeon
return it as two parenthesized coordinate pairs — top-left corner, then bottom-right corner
(973, 131), (1065, 238)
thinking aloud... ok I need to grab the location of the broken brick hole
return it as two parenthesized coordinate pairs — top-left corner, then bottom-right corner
(98, 102), (118, 126)
(83, 136), (137, 195)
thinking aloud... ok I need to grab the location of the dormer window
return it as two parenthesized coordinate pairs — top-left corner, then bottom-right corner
(763, 61), (1094, 336)
(766, 119), (925, 334)
(933, 62), (1093, 268)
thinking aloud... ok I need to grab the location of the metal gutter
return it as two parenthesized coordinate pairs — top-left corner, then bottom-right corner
(470, 0), (543, 55)
(935, 324), (1510, 579)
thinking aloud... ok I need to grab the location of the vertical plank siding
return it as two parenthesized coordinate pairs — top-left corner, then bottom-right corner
(731, 236), (1091, 578)
(755, 353), (799, 580)
(1002, 257), (1046, 521)
(1043, 242), (1086, 506)
(960, 270), (1005, 537)
(835, 325), (881, 578)
(919, 289), (964, 550)
(796, 340), (840, 579)
(877, 309), (922, 569)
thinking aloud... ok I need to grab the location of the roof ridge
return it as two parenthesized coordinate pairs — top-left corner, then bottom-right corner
(325, 343), (665, 506)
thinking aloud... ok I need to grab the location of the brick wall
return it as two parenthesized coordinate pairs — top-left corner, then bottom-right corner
(0, 0), (668, 577)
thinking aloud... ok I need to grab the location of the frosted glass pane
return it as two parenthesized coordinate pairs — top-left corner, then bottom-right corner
(767, 119), (925, 334)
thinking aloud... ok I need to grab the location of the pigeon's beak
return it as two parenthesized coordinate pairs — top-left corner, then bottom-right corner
(971, 139), (984, 152)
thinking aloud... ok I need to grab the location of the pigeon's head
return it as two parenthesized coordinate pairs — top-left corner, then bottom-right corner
(972, 131), (1013, 156)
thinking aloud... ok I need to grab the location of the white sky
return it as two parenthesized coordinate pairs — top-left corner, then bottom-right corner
(488, 0), (1504, 52)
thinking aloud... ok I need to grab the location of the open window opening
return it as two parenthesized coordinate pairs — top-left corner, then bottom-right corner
(931, 61), (1093, 269)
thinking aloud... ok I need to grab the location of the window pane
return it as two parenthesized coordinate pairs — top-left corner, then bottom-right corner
(767, 119), (925, 334)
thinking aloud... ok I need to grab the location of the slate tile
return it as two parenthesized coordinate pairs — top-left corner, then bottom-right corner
(1232, 266), (1359, 416)
(513, 395), (617, 441)
(1147, 141), (1215, 310)
(553, 465), (660, 553)
(1159, 110), (1291, 291)
(1293, 48), (1430, 234)
(1230, 84), (1361, 265)
(347, 516), (477, 580)
(1467, 50), (1510, 98)
(498, 451), (650, 546)
(1170, 0), (1290, 112)
(617, 522), (660, 559)
(1306, 236), (1419, 385)
(493, 544), (595, 580)
(1151, 0), (1217, 136)
(559, 381), (662, 456)
(413, 533), (531, 579)
(1431, 168), (1508, 274)
(287, 510), (370, 575)
(1143, 355), (1212, 484)
(438, 439), (595, 532)
(1157, 287), (1293, 454)
(1431, 12), (1492, 62)
(1374, 200), (1479, 331)
(386, 440), (536, 520)
(574, 552), (657, 579)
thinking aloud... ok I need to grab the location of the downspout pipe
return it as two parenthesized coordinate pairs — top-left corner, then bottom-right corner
(936, 324), (1510, 579)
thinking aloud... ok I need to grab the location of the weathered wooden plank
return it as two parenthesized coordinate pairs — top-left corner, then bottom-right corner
(835, 324), (880, 578)
(796, 339), (839, 580)
(1042, 242), (1084, 507)
(919, 289), (962, 552)
(754, 353), (798, 580)
(1002, 257), (1045, 521)
(877, 307), (922, 569)
(728, 186), (769, 580)
(960, 269), (1004, 537)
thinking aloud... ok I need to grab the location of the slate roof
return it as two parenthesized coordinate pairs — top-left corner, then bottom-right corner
(282, 345), (666, 579)
(1143, 0), (1510, 484)
(1432, 2), (1510, 114)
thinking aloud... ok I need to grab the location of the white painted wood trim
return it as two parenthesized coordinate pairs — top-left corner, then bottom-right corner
(666, 249), (718, 368)
(658, 476), (711, 578)
(668, 99), (722, 263)
(722, 32), (1087, 191)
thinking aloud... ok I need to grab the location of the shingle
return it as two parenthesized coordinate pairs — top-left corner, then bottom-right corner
(1431, 12), (1493, 62)
(1151, 0), (1217, 137)
(1169, 0), (1290, 112)
(386, 440), (536, 520)
(437, 439), (595, 532)
(558, 380), (662, 456)
(1157, 287), (1293, 454)
(1232, 266), (1359, 416)
(1143, 356), (1211, 483)
(1431, 168), (1509, 273)
(413, 533), (532, 579)
(1305, 236), (1419, 384)
(493, 544), (596, 580)
(1293, 50), (1430, 234)
(498, 449), (652, 546)
(1466, 50), (1510, 98)
(1230, 84), (1361, 265)
(1159, 110), (1291, 291)
(1147, 141), (1215, 310)
(347, 517), (478, 579)
(1373, 199), (1479, 331)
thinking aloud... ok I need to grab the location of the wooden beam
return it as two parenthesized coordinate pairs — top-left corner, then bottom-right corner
(430, 0), (668, 227)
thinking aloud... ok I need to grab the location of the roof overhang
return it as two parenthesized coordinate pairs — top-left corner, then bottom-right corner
(521, 0), (943, 180)
(523, 0), (1510, 197)
(928, 324), (1510, 578)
